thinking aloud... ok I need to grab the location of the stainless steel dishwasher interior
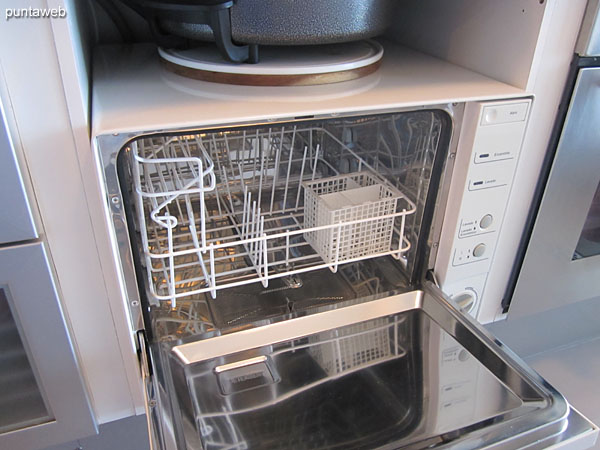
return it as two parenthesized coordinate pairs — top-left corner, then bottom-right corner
(117, 110), (452, 332)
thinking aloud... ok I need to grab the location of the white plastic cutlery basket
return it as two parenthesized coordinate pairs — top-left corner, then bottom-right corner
(303, 172), (403, 265)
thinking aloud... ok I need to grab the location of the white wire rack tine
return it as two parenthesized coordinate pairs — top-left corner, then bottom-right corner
(398, 209), (406, 258)
(237, 161), (244, 190)
(255, 211), (262, 270)
(252, 130), (258, 187)
(295, 146), (308, 209)
(241, 187), (249, 239)
(167, 218), (176, 308)
(183, 195), (211, 283)
(269, 128), (284, 215)
(240, 130), (248, 192)
(198, 159), (208, 249)
(311, 144), (320, 180)
(285, 233), (290, 267)
(221, 166), (235, 213)
(261, 220), (268, 288)
(282, 140), (294, 210)
(309, 128), (313, 167)
(394, 316), (399, 356)
(246, 190), (252, 240)
(258, 135), (265, 209)
(255, 207), (261, 266)
(331, 223), (342, 273)
(209, 244), (216, 299)
(250, 201), (257, 262)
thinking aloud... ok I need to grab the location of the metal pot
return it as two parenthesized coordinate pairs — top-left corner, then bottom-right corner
(125, 0), (397, 62)
(161, 0), (397, 46)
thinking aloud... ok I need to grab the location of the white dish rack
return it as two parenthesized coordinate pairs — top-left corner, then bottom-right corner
(130, 125), (416, 305)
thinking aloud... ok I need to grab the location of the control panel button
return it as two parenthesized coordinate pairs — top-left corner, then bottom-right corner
(468, 177), (507, 191)
(479, 214), (493, 229)
(481, 102), (529, 125)
(472, 243), (487, 258)
(474, 149), (514, 164)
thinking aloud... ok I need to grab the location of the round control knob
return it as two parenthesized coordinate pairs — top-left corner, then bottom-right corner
(479, 214), (493, 229)
(458, 349), (470, 362)
(472, 243), (487, 258)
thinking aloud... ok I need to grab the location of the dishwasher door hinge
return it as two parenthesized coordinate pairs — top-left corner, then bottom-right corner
(425, 269), (441, 288)
(136, 329), (153, 379)
(136, 330), (160, 450)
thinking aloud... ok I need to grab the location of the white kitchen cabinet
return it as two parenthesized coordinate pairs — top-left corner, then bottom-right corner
(0, 77), (95, 449)
(0, 243), (95, 449)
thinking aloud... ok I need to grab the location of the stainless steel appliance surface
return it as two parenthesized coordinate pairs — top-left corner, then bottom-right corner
(506, 0), (600, 317)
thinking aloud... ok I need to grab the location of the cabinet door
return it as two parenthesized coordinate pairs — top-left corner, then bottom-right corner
(0, 242), (95, 450)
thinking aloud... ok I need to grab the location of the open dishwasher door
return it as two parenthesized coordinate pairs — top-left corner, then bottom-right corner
(138, 281), (597, 450)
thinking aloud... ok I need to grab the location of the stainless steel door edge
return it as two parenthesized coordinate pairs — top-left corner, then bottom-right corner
(547, 407), (599, 449)
(171, 290), (424, 365)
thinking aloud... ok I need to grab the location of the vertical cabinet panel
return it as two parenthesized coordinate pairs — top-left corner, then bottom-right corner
(0, 243), (95, 450)
(0, 99), (37, 244)
(0, 288), (51, 433)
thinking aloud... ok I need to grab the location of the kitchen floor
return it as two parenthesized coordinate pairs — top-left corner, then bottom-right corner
(525, 336), (600, 449)
(42, 414), (150, 450)
(487, 295), (600, 450)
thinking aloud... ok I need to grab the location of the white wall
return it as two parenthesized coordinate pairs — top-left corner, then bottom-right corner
(389, 0), (547, 89)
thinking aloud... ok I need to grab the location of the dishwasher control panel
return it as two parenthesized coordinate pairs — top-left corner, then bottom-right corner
(434, 99), (531, 321)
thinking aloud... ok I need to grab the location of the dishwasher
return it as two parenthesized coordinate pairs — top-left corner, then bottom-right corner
(93, 95), (590, 449)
